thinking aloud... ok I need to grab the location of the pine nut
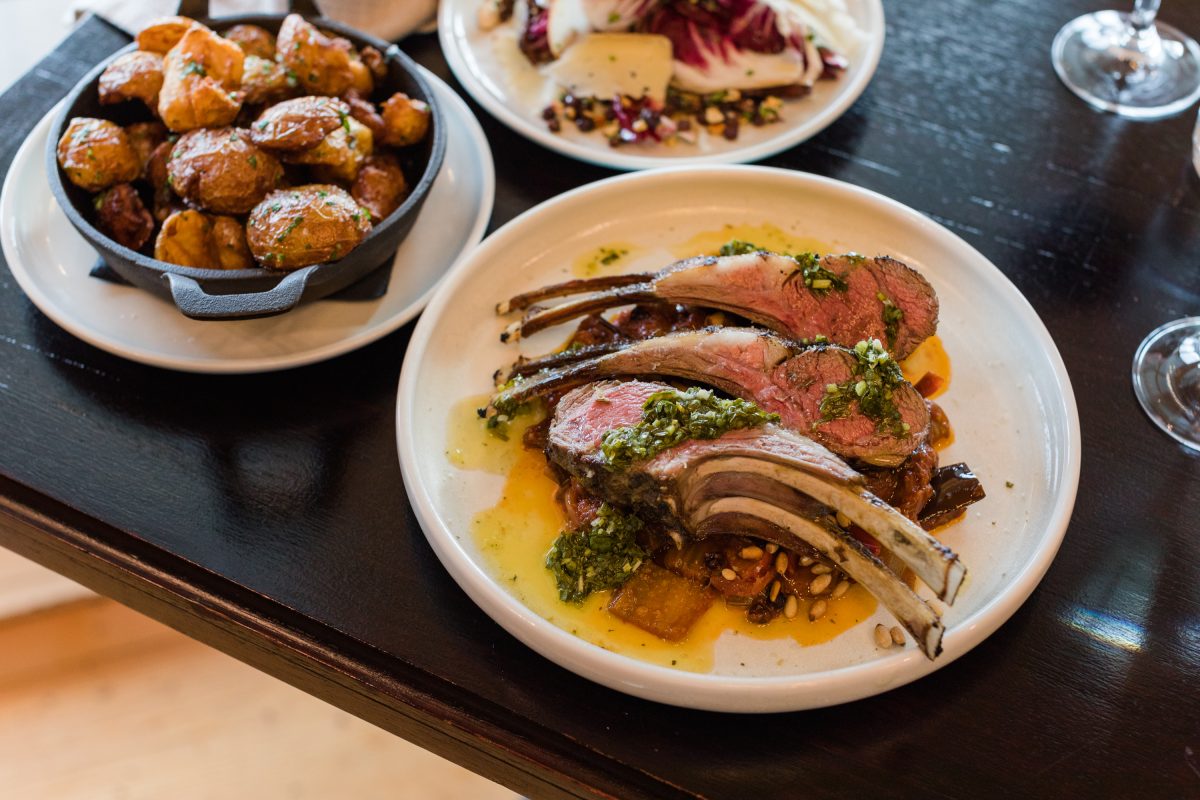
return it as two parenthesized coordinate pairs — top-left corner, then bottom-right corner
(768, 580), (781, 603)
(721, 568), (737, 581)
(740, 545), (764, 560)
(832, 580), (850, 599)
(890, 626), (905, 646)
(808, 599), (827, 621)
(784, 595), (798, 619)
(809, 573), (833, 595)
(811, 564), (832, 575)
(835, 511), (851, 528)
(765, 543), (779, 553)
(799, 556), (814, 566)
(775, 552), (789, 574)
(874, 624), (892, 649)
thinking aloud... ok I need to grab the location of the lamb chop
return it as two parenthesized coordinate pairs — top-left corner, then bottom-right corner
(547, 379), (966, 658)
(490, 327), (930, 467)
(497, 251), (939, 359)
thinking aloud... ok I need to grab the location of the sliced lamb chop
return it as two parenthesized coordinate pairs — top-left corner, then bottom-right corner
(492, 327), (929, 467)
(498, 251), (939, 359)
(546, 380), (965, 658)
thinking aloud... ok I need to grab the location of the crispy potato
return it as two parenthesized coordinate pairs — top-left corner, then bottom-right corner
(57, 118), (141, 192)
(145, 140), (185, 222)
(360, 46), (387, 82)
(124, 121), (168, 177)
(154, 209), (251, 269)
(167, 127), (284, 214)
(250, 95), (350, 152)
(94, 183), (154, 251)
(287, 116), (372, 183)
(380, 92), (431, 147)
(277, 14), (354, 97)
(241, 55), (296, 107)
(136, 16), (203, 54)
(210, 215), (255, 269)
(158, 24), (245, 132)
(98, 51), (164, 109)
(344, 93), (386, 142)
(347, 56), (373, 96)
(246, 184), (371, 270)
(351, 152), (407, 221)
(223, 24), (276, 59)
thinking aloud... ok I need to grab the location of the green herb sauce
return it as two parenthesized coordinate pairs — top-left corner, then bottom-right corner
(718, 239), (847, 295)
(877, 291), (904, 349)
(484, 375), (533, 441)
(819, 339), (910, 436)
(545, 503), (646, 603)
(599, 387), (779, 470)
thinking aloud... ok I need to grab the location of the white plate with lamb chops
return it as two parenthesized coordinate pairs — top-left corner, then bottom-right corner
(396, 165), (1080, 712)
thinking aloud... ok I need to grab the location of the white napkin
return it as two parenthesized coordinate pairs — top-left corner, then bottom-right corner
(73, 0), (437, 41)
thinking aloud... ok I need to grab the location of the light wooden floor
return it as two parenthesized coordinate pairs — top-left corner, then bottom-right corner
(0, 588), (520, 799)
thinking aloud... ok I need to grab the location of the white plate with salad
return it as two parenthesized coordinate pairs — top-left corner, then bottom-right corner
(439, 0), (885, 170)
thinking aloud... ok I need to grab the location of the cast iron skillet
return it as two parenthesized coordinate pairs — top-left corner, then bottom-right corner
(46, 0), (447, 320)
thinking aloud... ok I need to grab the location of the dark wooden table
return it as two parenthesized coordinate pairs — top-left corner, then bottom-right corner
(3, 2), (1199, 797)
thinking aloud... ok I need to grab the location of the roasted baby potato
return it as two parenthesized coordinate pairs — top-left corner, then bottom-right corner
(287, 116), (373, 183)
(57, 118), (141, 192)
(145, 140), (182, 221)
(246, 185), (371, 270)
(277, 14), (354, 97)
(241, 55), (296, 107)
(167, 127), (284, 214)
(223, 24), (277, 59)
(344, 93), (386, 142)
(94, 183), (154, 251)
(360, 46), (387, 82)
(124, 121), (168, 177)
(347, 55), (374, 97)
(154, 209), (252, 270)
(210, 215), (255, 270)
(135, 16), (202, 55)
(98, 51), (164, 109)
(158, 23), (245, 132)
(249, 95), (350, 152)
(380, 92), (431, 147)
(351, 152), (407, 221)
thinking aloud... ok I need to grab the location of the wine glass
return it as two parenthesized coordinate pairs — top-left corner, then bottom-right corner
(1052, 1), (1200, 119)
(1132, 318), (1200, 450)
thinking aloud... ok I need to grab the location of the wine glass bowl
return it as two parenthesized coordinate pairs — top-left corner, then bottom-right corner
(1052, 4), (1200, 119)
(1132, 317), (1200, 451)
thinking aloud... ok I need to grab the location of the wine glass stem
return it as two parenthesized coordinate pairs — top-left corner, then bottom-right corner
(1123, 0), (1164, 70)
(1131, 0), (1160, 31)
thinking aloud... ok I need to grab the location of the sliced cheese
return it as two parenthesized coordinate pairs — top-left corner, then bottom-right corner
(545, 33), (674, 103)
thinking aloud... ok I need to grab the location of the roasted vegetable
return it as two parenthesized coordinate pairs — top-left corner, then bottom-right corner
(250, 95), (351, 152)
(158, 23), (245, 132)
(276, 13), (355, 96)
(57, 118), (141, 192)
(380, 92), (430, 147)
(98, 51), (164, 109)
(245, 185), (372, 270)
(166, 127), (284, 214)
(154, 209), (253, 270)
(351, 152), (408, 221)
(94, 183), (154, 251)
(223, 24), (277, 59)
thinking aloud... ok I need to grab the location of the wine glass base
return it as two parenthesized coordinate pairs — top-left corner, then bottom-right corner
(1132, 317), (1200, 451)
(1052, 11), (1200, 119)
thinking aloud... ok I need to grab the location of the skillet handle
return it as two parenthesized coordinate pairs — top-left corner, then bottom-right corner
(164, 266), (319, 321)
(177, 0), (322, 20)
